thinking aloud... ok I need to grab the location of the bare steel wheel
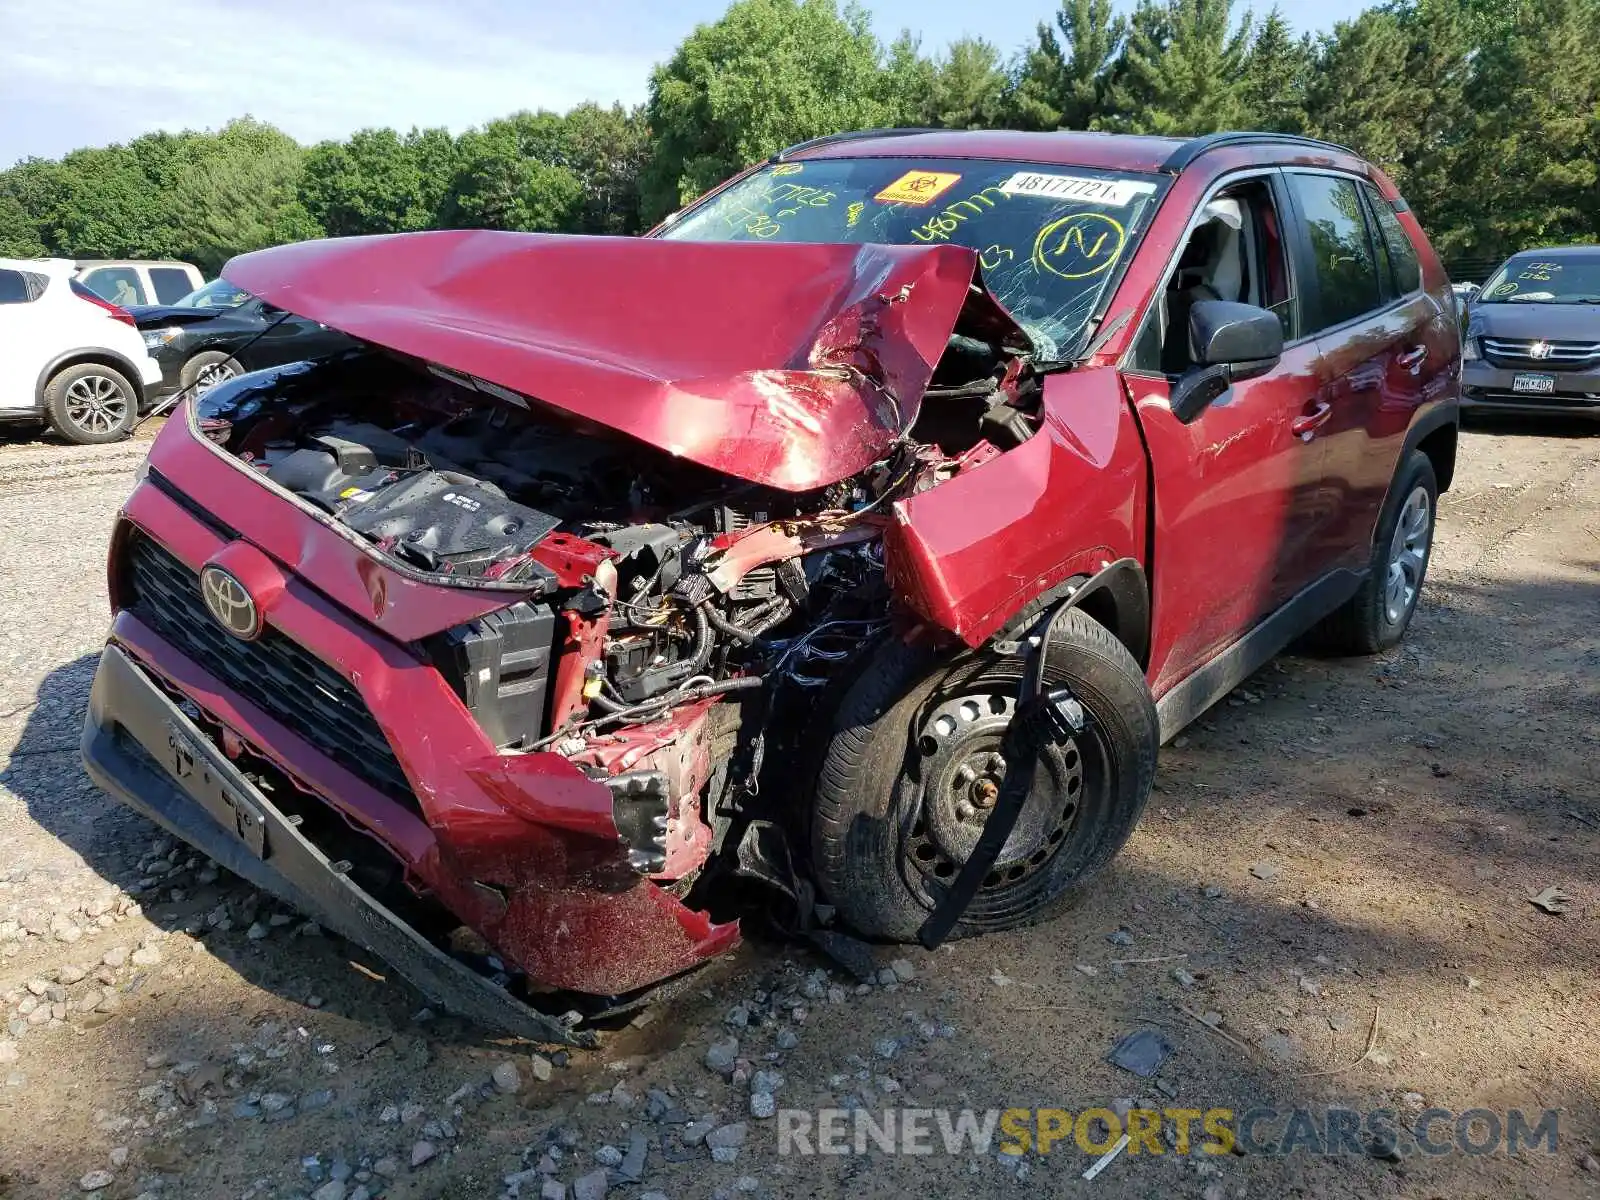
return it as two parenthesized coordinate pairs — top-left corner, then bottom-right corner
(44, 363), (137, 445)
(904, 691), (1087, 907)
(812, 609), (1158, 943)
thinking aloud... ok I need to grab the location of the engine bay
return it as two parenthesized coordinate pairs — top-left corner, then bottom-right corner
(192, 341), (1039, 883)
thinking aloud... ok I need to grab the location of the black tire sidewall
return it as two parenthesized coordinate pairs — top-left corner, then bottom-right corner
(812, 610), (1158, 942)
(45, 364), (137, 445)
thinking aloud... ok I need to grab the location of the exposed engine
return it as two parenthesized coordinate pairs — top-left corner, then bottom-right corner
(194, 341), (1035, 884)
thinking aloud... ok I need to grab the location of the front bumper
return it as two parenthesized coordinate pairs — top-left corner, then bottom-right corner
(1461, 361), (1600, 417)
(135, 353), (164, 391)
(81, 643), (593, 1045)
(143, 346), (186, 401)
(82, 412), (739, 1015)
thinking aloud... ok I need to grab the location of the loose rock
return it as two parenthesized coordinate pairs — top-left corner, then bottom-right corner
(80, 1169), (114, 1191)
(492, 1061), (522, 1094)
(572, 1169), (609, 1200)
(410, 1140), (438, 1168)
(705, 1036), (739, 1075)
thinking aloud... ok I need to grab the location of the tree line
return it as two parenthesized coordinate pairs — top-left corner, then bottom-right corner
(1, 0), (1594, 279)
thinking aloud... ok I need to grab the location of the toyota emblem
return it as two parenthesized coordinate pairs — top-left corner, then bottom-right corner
(200, 565), (261, 640)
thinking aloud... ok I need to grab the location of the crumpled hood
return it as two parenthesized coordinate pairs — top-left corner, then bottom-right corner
(125, 304), (225, 330)
(222, 230), (1026, 491)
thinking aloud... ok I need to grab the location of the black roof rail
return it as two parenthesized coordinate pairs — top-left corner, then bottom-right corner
(771, 127), (942, 162)
(1162, 131), (1361, 173)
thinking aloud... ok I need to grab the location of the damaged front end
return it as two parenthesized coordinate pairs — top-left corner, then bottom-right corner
(82, 232), (1048, 1034)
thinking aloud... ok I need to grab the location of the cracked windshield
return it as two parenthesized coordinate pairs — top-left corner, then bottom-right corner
(660, 159), (1169, 360)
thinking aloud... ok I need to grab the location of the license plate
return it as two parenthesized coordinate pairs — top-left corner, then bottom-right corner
(1513, 373), (1556, 394)
(164, 721), (268, 858)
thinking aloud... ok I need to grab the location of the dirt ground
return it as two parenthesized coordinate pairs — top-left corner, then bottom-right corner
(0, 416), (1596, 1200)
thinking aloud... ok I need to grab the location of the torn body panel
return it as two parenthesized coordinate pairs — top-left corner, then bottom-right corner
(221, 232), (1026, 492)
(884, 367), (1148, 646)
(82, 232), (1107, 1023)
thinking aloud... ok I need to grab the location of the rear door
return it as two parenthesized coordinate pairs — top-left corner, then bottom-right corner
(1125, 170), (1330, 696)
(0, 268), (49, 409)
(149, 266), (199, 305)
(79, 266), (147, 307)
(1283, 172), (1439, 574)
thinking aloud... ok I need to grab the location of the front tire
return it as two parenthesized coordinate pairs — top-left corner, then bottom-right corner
(44, 363), (137, 445)
(811, 610), (1158, 942)
(1311, 449), (1438, 655)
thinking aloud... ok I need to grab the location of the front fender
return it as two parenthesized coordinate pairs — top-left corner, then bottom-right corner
(884, 366), (1148, 647)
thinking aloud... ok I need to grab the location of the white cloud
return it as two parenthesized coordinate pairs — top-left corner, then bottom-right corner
(0, 0), (656, 164)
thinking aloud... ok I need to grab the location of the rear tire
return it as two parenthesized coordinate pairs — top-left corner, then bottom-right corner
(811, 610), (1157, 942)
(1310, 450), (1438, 655)
(179, 351), (245, 394)
(44, 363), (137, 445)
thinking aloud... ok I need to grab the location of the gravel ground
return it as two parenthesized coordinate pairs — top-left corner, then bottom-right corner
(0, 417), (1597, 1200)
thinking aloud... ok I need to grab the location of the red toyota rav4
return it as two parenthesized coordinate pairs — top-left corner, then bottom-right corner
(81, 130), (1459, 1041)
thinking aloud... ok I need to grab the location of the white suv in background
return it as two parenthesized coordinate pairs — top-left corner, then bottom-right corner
(0, 258), (164, 444)
(74, 259), (205, 308)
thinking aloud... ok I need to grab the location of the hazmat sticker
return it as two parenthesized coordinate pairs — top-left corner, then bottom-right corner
(874, 170), (962, 206)
(338, 487), (374, 502)
(998, 172), (1157, 207)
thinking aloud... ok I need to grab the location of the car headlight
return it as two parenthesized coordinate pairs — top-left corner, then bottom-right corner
(142, 327), (182, 348)
(1462, 336), (1480, 361)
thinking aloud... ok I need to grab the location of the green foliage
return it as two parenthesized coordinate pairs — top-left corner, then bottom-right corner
(0, 0), (1595, 275)
(299, 128), (452, 236)
(1442, 0), (1600, 258)
(1241, 9), (1314, 133)
(1008, 0), (1126, 130)
(1096, 0), (1252, 135)
(640, 0), (898, 219)
(446, 117), (585, 232)
(168, 120), (319, 274)
(919, 38), (1009, 129)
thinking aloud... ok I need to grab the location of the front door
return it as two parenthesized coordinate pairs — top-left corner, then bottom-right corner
(1124, 172), (1330, 696)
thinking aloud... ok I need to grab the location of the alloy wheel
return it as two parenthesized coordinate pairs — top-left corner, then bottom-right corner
(63, 374), (129, 435)
(1384, 485), (1432, 625)
(194, 361), (239, 391)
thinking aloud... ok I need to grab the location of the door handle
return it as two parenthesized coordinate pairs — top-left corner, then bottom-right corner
(1291, 401), (1333, 440)
(1397, 345), (1428, 374)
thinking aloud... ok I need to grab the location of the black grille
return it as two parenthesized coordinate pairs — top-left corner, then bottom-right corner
(122, 532), (418, 808)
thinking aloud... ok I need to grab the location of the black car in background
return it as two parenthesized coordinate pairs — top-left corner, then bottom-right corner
(128, 279), (354, 403)
(1461, 245), (1600, 420)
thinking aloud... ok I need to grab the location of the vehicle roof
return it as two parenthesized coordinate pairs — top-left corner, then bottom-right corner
(74, 258), (198, 269)
(784, 128), (1367, 177)
(0, 256), (73, 275)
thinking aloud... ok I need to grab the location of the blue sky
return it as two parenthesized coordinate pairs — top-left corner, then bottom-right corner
(0, 0), (1371, 168)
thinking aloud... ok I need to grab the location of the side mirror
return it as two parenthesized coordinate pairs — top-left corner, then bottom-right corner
(1170, 300), (1285, 423)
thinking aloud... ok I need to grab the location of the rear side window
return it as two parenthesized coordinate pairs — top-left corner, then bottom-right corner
(0, 269), (45, 304)
(1362, 185), (1422, 295)
(150, 267), (195, 304)
(81, 267), (147, 306)
(1286, 173), (1382, 331)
